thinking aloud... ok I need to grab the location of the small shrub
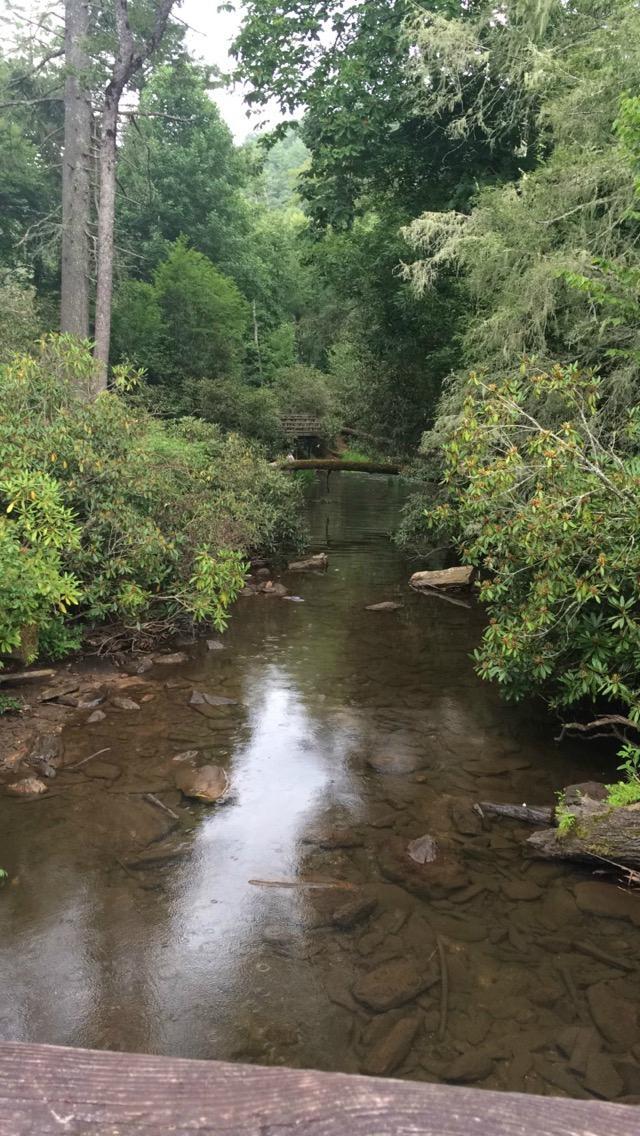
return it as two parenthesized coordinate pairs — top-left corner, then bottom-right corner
(607, 743), (640, 807)
(552, 799), (577, 836)
(0, 694), (22, 715)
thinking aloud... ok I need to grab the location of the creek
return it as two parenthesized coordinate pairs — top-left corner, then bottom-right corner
(1, 471), (639, 1101)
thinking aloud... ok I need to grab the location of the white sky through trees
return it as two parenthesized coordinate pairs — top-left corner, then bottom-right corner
(179, 0), (282, 139)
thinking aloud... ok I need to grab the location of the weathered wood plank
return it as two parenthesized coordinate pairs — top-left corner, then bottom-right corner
(0, 1041), (637, 1135)
(280, 458), (400, 474)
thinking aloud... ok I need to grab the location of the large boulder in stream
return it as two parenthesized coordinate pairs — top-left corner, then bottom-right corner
(175, 764), (229, 803)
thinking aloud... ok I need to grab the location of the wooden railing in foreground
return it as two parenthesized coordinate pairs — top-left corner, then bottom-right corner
(0, 1041), (637, 1135)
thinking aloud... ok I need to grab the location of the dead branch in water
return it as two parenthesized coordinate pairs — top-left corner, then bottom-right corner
(479, 802), (553, 825)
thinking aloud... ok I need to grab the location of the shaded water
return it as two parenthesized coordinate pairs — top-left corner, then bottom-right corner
(1, 472), (639, 1099)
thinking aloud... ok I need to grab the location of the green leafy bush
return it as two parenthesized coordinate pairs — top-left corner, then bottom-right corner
(0, 336), (305, 660)
(428, 361), (640, 767)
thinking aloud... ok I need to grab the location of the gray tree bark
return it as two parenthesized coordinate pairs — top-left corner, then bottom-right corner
(93, 0), (177, 392)
(60, 0), (91, 340)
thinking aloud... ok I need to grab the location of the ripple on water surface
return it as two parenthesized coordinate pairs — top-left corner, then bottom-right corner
(0, 471), (637, 1101)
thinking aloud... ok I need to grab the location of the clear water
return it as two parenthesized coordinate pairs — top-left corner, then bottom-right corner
(1, 471), (638, 1100)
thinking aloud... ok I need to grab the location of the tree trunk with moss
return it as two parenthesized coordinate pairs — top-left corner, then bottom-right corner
(527, 799), (640, 869)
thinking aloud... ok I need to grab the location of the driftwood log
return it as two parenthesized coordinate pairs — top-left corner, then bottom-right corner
(480, 783), (640, 870)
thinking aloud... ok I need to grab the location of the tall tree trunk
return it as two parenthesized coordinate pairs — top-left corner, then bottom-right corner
(60, 0), (91, 340)
(92, 0), (177, 393)
(93, 93), (119, 391)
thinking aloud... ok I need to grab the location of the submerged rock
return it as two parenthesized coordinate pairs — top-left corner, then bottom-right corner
(378, 834), (468, 899)
(111, 696), (141, 712)
(189, 689), (237, 708)
(258, 581), (288, 597)
(502, 879), (542, 901)
(175, 763), (229, 803)
(206, 639), (225, 651)
(353, 959), (433, 1012)
(574, 881), (640, 925)
(365, 601), (404, 612)
(362, 1014), (421, 1076)
(27, 731), (63, 778)
(587, 982), (640, 1051)
(407, 834), (438, 865)
(153, 651), (189, 665)
(302, 827), (363, 849)
(6, 776), (48, 796)
(288, 553), (328, 571)
(367, 753), (425, 775)
(121, 657), (153, 676)
(332, 896), (377, 930)
(445, 1049), (495, 1083)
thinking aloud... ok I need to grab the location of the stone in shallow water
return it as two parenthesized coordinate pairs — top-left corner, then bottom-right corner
(153, 651), (189, 665)
(288, 553), (328, 571)
(352, 959), (433, 1012)
(574, 881), (640, 925)
(502, 879), (542, 902)
(111, 696), (141, 711)
(406, 834), (438, 865)
(377, 835), (468, 899)
(332, 896), (377, 930)
(84, 760), (120, 781)
(175, 763), (229, 803)
(445, 1049), (495, 1084)
(587, 982), (640, 1051)
(362, 1014), (421, 1076)
(258, 581), (288, 597)
(450, 801), (483, 836)
(584, 1051), (624, 1099)
(6, 776), (48, 796)
(367, 753), (425, 775)
(365, 601), (404, 612)
(302, 827), (363, 849)
(87, 709), (106, 724)
(189, 689), (237, 707)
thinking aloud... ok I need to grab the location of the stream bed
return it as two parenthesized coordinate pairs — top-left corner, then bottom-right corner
(1, 471), (639, 1101)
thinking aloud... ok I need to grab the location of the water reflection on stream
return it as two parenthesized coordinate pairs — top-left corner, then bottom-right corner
(1, 472), (639, 1100)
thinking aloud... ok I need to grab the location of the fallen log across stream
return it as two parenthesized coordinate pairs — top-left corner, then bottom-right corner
(0, 1040), (637, 1136)
(480, 782), (640, 870)
(279, 458), (401, 474)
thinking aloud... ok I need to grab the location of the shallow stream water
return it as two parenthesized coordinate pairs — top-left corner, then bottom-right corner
(1, 472), (639, 1100)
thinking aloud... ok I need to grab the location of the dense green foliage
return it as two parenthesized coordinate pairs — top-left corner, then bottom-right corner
(392, 0), (640, 785)
(7, 0), (640, 787)
(0, 336), (304, 660)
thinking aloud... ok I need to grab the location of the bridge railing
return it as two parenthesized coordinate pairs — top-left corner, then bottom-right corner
(0, 1041), (636, 1135)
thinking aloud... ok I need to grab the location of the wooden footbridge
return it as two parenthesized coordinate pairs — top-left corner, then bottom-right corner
(0, 1041), (636, 1134)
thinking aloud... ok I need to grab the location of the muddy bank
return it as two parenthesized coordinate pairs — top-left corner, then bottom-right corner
(1, 471), (639, 1103)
